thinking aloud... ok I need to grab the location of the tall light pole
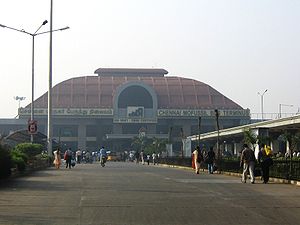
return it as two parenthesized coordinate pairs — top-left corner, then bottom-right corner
(215, 109), (220, 172)
(48, 0), (54, 156)
(198, 116), (201, 148)
(1, 21), (69, 143)
(1, 20), (47, 142)
(279, 104), (293, 118)
(258, 89), (268, 121)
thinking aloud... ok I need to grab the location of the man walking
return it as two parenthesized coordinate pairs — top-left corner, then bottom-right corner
(65, 148), (73, 169)
(76, 149), (82, 164)
(240, 144), (256, 184)
(140, 151), (145, 165)
(206, 147), (216, 174)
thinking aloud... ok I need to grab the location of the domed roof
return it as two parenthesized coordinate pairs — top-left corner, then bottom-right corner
(33, 73), (242, 110)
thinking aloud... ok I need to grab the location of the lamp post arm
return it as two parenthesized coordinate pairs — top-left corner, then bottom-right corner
(0, 24), (33, 36)
(279, 104), (282, 118)
(36, 26), (69, 36)
(33, 20), (48, 35)
(0, 21), (50, 36)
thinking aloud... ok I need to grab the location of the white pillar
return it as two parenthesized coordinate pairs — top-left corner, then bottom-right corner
(234, 143), (243, 156)
(286, 140), (291, 156)
(270, 140), (279, 153)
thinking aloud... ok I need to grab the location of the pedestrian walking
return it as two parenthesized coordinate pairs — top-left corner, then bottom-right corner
(200, 147), (207, 171)
(152, 152), (157, 165)
(157, 152), (160, 165)
(206, 147), (216, 174)
(53, 149), (61, 169)
(146, 154), (150, 165)
(64, 148), (73, 169)
(135, 150), (140, 164)
(140, 151), (145, 165)
(193, 146), (201, 174)
(240, 144), (256, 184)
(76, 149), (82, 164)
(258, 145), (273, 184)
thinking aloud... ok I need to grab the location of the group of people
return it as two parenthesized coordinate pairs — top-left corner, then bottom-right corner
(192, 144), (274, 184)
(52, 146), (108, 169)
(192, 146), (216, 174)
(53, 148), (74, 169)
(240, 144), (273, 184)
(76, 148), (106, 164)
(135, 151), (160, 165)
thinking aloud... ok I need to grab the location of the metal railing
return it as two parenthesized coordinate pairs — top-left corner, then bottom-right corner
(159, 157), (300, 181)
(250, 113), (299, 121)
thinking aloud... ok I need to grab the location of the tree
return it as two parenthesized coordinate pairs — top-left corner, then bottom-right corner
(131, 136), (146, 153)
(151, 137), (167, 154)
(243, 129), (272, 150)
(278, 131), (300, 180)
(278, 131), (300, 156)
(243, 129), (257, 149)
(0, 144), (12, 179)
(14, 143), (43, 159)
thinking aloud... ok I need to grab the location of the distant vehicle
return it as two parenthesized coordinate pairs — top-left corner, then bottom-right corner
(107, 151), (117, 161)
(107, 151), (121, 161)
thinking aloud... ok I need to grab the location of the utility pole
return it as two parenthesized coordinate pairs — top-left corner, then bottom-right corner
(215, 109), (220, 172)
(258, 89), (267, 121)
(198, 116), (201, 148)
(180, 128), (184, 158)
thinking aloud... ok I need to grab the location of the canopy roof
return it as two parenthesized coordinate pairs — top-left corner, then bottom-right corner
(4, 129), (57, 148)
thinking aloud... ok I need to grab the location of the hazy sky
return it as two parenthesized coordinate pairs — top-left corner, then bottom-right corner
(0, 0), (299, 119)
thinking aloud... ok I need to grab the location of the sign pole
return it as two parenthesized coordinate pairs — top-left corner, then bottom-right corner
(198, 116), (201, 147)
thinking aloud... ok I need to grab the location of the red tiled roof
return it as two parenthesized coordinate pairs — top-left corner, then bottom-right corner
(33, 76), (242, 110)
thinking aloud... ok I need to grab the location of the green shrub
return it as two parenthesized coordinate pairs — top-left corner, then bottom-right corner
(14, 143), (43, 158)
(11, 156), (26, 171)
(35, 151), (50, 160)
(10, 149), (28, 172)
(0, 144), (12, 179)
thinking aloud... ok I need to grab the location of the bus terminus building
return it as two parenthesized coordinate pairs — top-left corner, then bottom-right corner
(16, 68), (250, 153)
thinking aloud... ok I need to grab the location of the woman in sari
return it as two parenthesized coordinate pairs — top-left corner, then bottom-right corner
(53, 149), (61, 169)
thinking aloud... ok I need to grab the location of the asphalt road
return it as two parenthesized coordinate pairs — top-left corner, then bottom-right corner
(0, 162), (299, 225)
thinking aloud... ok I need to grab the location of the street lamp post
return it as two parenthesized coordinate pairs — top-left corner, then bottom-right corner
(279, 104), (293, 118)
(1, 20), (48, 142)
(48, 0), (53, 157)
(1, 22), (69, 143)
(0, 20), (69, 143)
(215, 109), (220, 172)
(258, 89), (268, 121)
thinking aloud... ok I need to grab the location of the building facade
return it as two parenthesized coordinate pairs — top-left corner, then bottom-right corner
(13, 68), (250, 153)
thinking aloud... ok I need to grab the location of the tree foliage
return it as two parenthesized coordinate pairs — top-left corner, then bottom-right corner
(10, 149), (28, 171)
(151, 137), (167, 153)
(131, 136), (167, 155)
(0, 144), (12, 179)
(14, 143), (43, 158)
(243, 129), (257, 148)
(131, 136), (146, 152)
(279, 131), (300, 154)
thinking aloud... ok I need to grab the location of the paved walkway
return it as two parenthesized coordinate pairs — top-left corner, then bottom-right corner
(0, 162), (299, 225)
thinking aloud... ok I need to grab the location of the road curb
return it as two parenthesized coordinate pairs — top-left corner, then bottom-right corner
(159, 163), (300, 186)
